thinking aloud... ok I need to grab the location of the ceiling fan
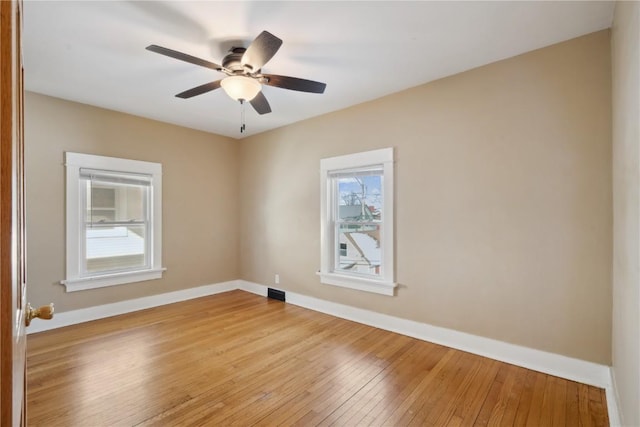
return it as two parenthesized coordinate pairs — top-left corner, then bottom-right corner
(146, 31), (327, 116)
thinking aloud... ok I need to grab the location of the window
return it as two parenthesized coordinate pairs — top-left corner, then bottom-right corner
(62, 152), (164, 291)
(319, 148), (395, 296)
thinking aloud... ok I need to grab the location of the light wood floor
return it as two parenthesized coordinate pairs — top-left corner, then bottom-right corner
(27, 290), (609, 426)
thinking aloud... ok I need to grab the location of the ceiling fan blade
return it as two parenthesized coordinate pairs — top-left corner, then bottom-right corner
(175, 80), (222, 99)
(146, 45), (223, 71)
(249, 91), (272, 115)
(262, 74), (326, 94)
(241, 31), (283, 72)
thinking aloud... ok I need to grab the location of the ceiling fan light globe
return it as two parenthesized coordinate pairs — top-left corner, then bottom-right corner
(221, 76), (261, 101)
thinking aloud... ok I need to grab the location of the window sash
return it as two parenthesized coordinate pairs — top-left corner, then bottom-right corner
(84, 191), (150, 224)
(328, 167), (382, 179)
(81, 226), (149, 276)
(333, 222), (383, 278)
(80, 168), (152, 187)
(79, 165), (153, 278)
(80, 223), (151, 275)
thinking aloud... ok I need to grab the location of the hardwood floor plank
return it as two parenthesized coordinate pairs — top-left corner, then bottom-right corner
(485, 364), (527, 426)
(579, 383), (594, 427)
(473, 362), (510, 426)
(539, 375), (558, 426)
(452, 358), (502, 425)
(26, 291), (609, 426)
(524, 371), (548, 426)
(589, 386), (609, 426)
(495, 365), (528, 426)
(513, 369), (538, 426)
(565, 380), (580, 426)
(551, 378), (568, 426)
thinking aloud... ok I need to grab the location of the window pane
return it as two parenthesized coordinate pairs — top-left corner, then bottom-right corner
(336, 173), (382, 222)
(336, 223), (381, 276)
(91, 187), (115, 208)
(84, 225), (147, 273)
(85, 180), (146, 223)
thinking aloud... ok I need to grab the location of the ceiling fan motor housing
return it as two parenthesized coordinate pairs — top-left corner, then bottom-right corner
(223, 47), (251, 73)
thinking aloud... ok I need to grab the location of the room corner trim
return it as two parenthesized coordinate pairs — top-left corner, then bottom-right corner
(607, 368), (623, 426)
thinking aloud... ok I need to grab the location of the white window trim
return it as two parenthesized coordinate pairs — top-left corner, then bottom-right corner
(319, 147), (396, 296)
(62, 152), (165, 292)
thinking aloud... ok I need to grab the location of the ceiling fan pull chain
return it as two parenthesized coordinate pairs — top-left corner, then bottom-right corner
(240, 99), (246, 133)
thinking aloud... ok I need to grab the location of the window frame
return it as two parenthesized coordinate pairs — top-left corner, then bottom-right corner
(319, 148), (396, 296)
(62, 152), (164, 292)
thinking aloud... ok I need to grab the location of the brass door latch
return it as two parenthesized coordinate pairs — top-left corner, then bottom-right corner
(26, 303), (54, 326)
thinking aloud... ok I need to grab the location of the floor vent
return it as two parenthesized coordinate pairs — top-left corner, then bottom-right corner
(267, 288), (286, 302)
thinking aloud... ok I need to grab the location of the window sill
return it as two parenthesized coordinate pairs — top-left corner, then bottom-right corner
(61, 268), (166, 292)
(317, 272), (396, 296)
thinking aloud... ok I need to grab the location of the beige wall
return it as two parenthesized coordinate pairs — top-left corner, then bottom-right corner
(611, 1), (640, 425)
(239, 31), (612, 364)
(25, 93), (239, 312)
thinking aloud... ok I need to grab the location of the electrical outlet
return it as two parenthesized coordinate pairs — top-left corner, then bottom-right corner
(275, 274), (280, 284)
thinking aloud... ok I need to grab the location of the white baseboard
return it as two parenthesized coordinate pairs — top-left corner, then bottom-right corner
(237, 280), (268, 297)
(27, 280), (241, 334)
(27, 278), (620, 425)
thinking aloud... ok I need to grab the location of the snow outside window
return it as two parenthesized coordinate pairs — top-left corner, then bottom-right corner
(319, 148), (396, 296)
(62, 153), (164, 292)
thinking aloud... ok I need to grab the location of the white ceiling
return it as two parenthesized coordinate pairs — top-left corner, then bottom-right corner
(23, 1), (615, 139)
